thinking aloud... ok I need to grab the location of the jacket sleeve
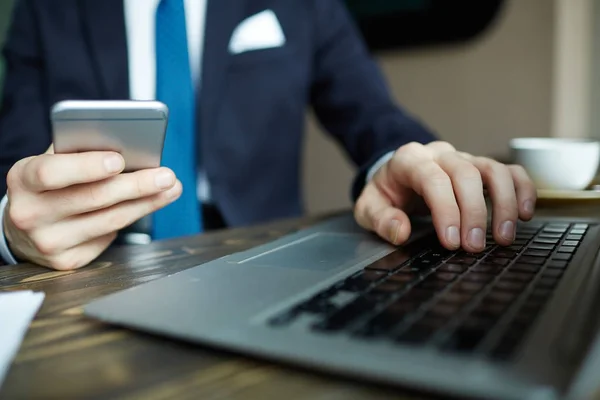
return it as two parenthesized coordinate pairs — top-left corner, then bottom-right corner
(0, 0), (53, 196)
(308, 0), (438, 200)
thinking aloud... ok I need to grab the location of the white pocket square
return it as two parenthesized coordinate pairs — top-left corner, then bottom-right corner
(228, 10), (286, 55)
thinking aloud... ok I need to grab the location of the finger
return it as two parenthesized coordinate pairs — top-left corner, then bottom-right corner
(508, 164), (537, 220)
(42, 232), (117, 271)
(390, 149), (462, 250)
(42, 167), (176, 222)
(471, 158), (518, 245)
(354, 184), (412, 245)
(435, 152), (487, 252)
(21, 151), (125, 192)
(32, 180), (182, 253)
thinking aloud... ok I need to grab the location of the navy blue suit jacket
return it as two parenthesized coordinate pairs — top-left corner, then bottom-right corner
(0, 0), (437, 227)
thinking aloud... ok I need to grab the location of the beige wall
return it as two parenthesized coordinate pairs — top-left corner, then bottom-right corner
(303, 0), (554, 215)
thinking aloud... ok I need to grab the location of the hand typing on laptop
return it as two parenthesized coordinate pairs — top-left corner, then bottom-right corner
(354, 141), (536, 253)
(2, 146), (181, 270)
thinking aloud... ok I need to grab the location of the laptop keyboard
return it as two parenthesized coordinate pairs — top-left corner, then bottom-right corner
(268, 221), (590, 361)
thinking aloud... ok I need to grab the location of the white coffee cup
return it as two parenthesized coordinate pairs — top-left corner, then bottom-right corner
(509, 137), (600, 191)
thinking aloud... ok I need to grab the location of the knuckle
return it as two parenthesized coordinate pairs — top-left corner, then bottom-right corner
(106, 209), (130, 232)
(8, 205), (36, 231)
(34, 163), (53, 188)
(396, 141), (426, 158)
(456, 166), (482, 183)
(418, 164), (450, 186)
(478, 158), (506, 177)
(427, 140), (456, 153)
(6, 165), (23, 191)
(33, 235), (61, 256)
(86, 183), (110, 210)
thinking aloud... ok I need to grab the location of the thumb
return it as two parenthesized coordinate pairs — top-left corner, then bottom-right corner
(354, 182), (412, 245)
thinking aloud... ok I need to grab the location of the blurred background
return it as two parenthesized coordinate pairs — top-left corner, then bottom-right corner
(0, 0), (596, 215)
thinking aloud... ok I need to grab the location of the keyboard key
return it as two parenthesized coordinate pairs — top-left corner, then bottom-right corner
(455, 281), (486, 293)
(562, 240), (579, 247)
(570, 228), (587, 235)
(339, 270), (387, 292)
(509, 245), (525, 252)
(355, 300), (415, 336)
(538, 233), (563, 239)
(557, 246), (576, 254)
(522, 249), (551, 258)
(491, 249), (518, 258)
(313, 296), (378, 331)
(388, 271), (418, 283)
(509, 263), (540, 273)
(472, 264), (504, 274)
(528, 243), (554, 251)
(502, 271), (534, 282)
(366, 251), (410, 272)
(534, 238), (560, 245)
(371, 282), (406, 295)
(409, 260), (438, 273)
(495, 279), (526, 292)
(566, 234), (583, 241)
(552, 253), (572, 261)
(439, 290), (473, 305)
(547, 260), (568, 269)
(516, 256), (546, 265)
(448, 256), (477, 266)
(547, 223), (569, 230)
(463, 272), (495, 283)
(543, 227), (567, 234)
(513, 239), (530, 245)
(486, 257), (511, 266)
(573, 223), (588, 230)
(439, 263), (467, 273)
(485, 290), (517, 303)
(419, 280), (450, 291)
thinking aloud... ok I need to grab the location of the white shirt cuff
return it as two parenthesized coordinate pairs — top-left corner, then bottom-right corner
(0, 194), (19, 265)
(366, 151), (394, 183)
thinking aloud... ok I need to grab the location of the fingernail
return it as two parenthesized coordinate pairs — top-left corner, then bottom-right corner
(389, 220), (402, 244)
(468, 228), (485, 250)
(500, 221), (515, 241)
(524, 200), (535, 214)
(446, 226), (460, 248)
(155, 171), (175, 189)
(104, 154), (124, 173)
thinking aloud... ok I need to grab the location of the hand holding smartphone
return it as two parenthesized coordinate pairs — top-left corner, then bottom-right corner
(2, 100), (181, 270)
(51, 100), (168, 171)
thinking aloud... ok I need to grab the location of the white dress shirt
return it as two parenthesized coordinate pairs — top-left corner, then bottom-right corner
(0, 0), (393, 264)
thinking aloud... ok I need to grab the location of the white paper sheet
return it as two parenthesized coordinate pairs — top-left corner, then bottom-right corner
(0, 290), (45, 388)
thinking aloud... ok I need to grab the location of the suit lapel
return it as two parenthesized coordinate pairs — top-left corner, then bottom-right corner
(198, 0), (248, 134)
(78, 0), (129, 99)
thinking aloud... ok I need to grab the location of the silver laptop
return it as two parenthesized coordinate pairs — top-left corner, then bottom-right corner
(84, 213), (600, 400)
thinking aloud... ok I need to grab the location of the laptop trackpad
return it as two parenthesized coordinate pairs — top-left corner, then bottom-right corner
(235, 232), (387, 272)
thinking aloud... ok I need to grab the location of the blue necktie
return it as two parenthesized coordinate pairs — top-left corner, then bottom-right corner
(152, 0), (202, 240)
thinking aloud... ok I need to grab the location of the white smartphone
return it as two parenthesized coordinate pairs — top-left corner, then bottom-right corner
(51, 100), (169, 172)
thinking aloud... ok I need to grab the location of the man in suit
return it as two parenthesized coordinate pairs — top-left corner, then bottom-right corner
(0, 0), (536, 270)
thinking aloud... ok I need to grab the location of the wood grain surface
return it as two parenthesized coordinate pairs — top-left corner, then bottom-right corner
(2, 204), (600, 399)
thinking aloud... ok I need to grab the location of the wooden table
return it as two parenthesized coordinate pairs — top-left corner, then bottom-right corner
(1, 204), (599, 400)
